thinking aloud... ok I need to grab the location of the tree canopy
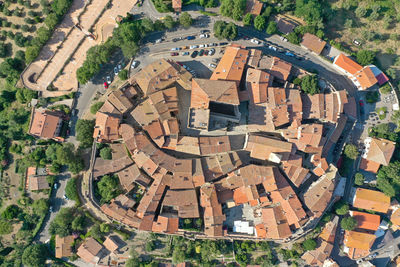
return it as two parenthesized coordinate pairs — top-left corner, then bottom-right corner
(179, 12), (193, 28)
(213, 21), (238, 40)
(354, 173), (365, 186)
(76, 119), (95, 148)
(377, 161), (400, 197)
(90, 102), (104, 114)
(266, 21), (278, 35)
(335, 200), (349, 215)
(254, 15), (266, 31)
(356, 50), (376, 66)
(96, 175), (122, 204)
(341, 216), (357, 231)
(344, 144), (359, 160)
(302, 239), (317, 251)
(49, 207), (82, 237)
(300, 75), (319, 95)
(220, 0), (246, 21)
(22, 244), (48, 267)
(100, 147), (112, 160)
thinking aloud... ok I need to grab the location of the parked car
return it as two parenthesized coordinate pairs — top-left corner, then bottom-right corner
(155, 38), (163, 43)
(359, 100), (364, 107)
(219, 42), (228, 46)
(268, 45), (277, 51)
(199, 33), (209, 38)
(103, 82), (109, 89)
(117, 64), (122, 72)
(353, 39), (361, 46)
(200, 29), (209, 34)
(54, 183), (58, 189)
(250, 38), (260, 44)
(113, 66), (118, 75)
(209, 63), (217, 68)
(285, 52), (295, 57)
(182, 51), (190, 56)
(171, 47), (180, 51)
(208, 48), (215, 56)
(191, 51), (198, 58)
(199, 49), (205, 56)
(295, 55), (303, 60)
(172, 38), (180, 42)
(187, 36), (195, 40)
(49, 206), (53, 212)
(72, 109), (78, 116)
(209, 43), (217, 47)
(277, 48), (285, 53)
(131, 60), (139, 68)
(190, 45), (198, 49)
(199, 44), (205, 48)
(63, 194), (69, 200)
(171, 52), (179, 56)
(106, 76), (112, 84)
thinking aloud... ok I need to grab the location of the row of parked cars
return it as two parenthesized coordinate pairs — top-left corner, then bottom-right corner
(189, 48), (215, 58)
(248, 38), (304, 61)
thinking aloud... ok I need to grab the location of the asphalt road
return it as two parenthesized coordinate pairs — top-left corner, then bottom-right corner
(35, 171), (74, 243)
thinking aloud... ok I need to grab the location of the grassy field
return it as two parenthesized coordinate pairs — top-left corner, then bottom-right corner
(0, 0), (46, 64)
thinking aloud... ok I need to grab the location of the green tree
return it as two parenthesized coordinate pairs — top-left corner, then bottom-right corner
(141, 18), (154, 33)
(386, 68), (397, 80)
(55, 143), (74, 164)
(295, 0), (323, 28)
(90, 223), (103, 240)
(90, 102), (104, 114)
(286, 32), (301, 44)
(335, 201), (349, 215)
(118, 69), (128, 80)
(354, 173), (365, 186)
(179, 12), (193, 28)
(266, 21), (277, 35)
(0, 220), (13, 234)
(35, 26), (51, 45)
(96, 175), (121, 203)
(344, 144), (359, 160)
(100, 147), (112, 160)
(51, 0), (73, 16)
(253, 15), (266, 31)
(69, 156), (85, 174)
(300, 75), (319, 95)
(22, 244), (48, 267)
(302, 239), (317, 251)
(341, 216), (357, 231)
(49, 207), (77, 237)
(32, 199), (49, 216)
(356, 50), (376, 66)
(44, 12), (59, 29)
(355, 6), (367, 18)
(100, 223), (110, 233)
(377, 161), (400, 197)
(164, 15), (175, 29)
(25, 45), (40, 63)
(71, 214), (86, 232)
(243, 13), (252, 26)
(2, 204), (21, 219)
(65, 177), (79, 202)
(76, 119), (95, 148)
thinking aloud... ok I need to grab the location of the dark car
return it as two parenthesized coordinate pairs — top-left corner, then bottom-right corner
(187, 36), (195, 40)
(203, 50), (209, 56)
(199, 49), (205, 56)
(191, 50), (198, 58)
(171, 52), (179, 56)
(172, 38), (180, 42)
(219, 42), (228, 46)
(200, 29), (209, 34)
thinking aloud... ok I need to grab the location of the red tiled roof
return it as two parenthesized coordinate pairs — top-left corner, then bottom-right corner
(334, 54), (362, 75)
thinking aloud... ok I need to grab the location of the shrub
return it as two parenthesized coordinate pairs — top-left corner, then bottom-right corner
(118, 69), (128, 80)
(344, 144), (358, 160)
(90, 102), (104, 114)
(341, 216), (357, 231)
(302, 239), (317, 251)
(335, 201), (349, 215)
(354, 173), (365, 186)
(356, 50), (376, 66)
(100, 147), (112, 160)
(301, 75), (319, 95)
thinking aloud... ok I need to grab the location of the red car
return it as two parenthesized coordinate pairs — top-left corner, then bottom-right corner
(171, 52), (179, 56)
(359, 100), (364, 107)
(103, 82), (109, 89)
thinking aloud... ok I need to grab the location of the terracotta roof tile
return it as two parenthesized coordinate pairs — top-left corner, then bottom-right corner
(103, 236), (119, 252)
(364, 137), (395, 166)
(93, 112), (121, 142)
(210, 44), (249, 83)
(351, 210), (380, 231)
(77, 238), (103, 264)
(107, 89), (133, 114)
(163, 189), (200, 218)
(29, 108), (63, 139)
(269, 57), (292, 81)
(355, 67), (378, 90)
(344, 231), (376, 251)
(245, 68), (271, 104)
(55, 235), (74, 258)
(301, 33), (327, 55)
(334, 54), (363, 75)
(245, 135), (294, 162)
(262, 206), (292, 239)
(245, 0), (263, 16)
(352, 188), (390, 213)
(152, 214), (179, 234)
